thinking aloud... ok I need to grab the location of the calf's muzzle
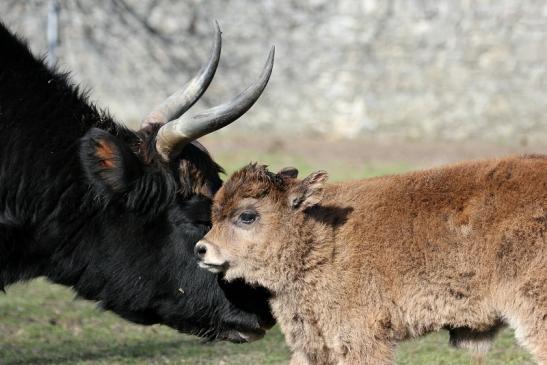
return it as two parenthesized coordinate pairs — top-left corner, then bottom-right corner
(195, 239), (228, 273)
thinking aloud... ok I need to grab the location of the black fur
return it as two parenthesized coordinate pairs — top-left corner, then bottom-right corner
(0, 22), (273, 341)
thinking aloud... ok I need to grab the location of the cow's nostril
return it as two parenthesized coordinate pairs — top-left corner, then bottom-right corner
(194, 243), (207, 259)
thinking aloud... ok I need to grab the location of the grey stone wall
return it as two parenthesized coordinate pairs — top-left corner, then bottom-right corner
(2, 0), (546, 144)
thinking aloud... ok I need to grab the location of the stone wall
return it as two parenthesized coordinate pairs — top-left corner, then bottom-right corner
(2, 0), (546, 144)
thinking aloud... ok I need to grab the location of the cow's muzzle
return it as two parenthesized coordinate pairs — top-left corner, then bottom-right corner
(222, 328), (266, 343)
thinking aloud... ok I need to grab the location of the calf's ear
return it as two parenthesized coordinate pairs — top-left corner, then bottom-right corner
(277, 166), (299, 179)
(80, 128), (142, 196)
(288, 170), (328, 210)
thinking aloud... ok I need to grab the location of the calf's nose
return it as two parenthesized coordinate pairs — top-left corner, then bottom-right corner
(194, 242), (208, 260)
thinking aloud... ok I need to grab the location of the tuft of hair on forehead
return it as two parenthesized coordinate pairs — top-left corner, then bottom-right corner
(213, 163), (296, 221)
(213, 163), (288, 220)
(222, 163), (287, 199)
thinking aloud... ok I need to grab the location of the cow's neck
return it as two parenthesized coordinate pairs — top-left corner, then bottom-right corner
(0, 178), (93, 288)
(0, 122), (134, 291)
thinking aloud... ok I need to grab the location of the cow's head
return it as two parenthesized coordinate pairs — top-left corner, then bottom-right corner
(76, 23), (275, 342)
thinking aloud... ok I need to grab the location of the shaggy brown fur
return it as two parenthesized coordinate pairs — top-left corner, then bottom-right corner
(197, 156), (547, 365)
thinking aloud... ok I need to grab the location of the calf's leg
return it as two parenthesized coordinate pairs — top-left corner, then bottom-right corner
(505, 275), (547, 365)
(289, 351), (311, 365)
(513, 309), (547, 365)
(336, 337), (395, 365)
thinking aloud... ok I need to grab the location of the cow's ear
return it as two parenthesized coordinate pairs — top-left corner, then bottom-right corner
(80, 128), (142, 196)
(288, 170), (328, 210)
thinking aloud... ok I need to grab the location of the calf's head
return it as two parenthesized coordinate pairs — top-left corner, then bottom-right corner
(195, 164), (328, 290)
(75, 25), (275, 342)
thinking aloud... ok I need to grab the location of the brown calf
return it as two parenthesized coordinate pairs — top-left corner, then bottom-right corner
(196, 155), (547, 365)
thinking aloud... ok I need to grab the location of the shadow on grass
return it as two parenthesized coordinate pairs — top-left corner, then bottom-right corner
(2, 337), (196, 365)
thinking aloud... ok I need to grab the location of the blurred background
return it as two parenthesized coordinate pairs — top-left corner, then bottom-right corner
(3, 0), (547, 145)
(0, 1), (545, 364)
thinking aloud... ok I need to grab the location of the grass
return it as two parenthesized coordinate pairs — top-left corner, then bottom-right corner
(0, 152), (535, 365)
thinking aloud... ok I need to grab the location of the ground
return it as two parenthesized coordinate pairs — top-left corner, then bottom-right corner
(1, 136), (543, 365)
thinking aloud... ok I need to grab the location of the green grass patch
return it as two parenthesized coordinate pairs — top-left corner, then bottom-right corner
(0, 280), (533, 365)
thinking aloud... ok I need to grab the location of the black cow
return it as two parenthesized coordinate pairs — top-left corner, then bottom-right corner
(0, 21), (274, 342)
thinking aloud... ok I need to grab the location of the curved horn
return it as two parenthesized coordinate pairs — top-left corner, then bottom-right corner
(156, 46), (275, 160)
(141, 21), (222, 128)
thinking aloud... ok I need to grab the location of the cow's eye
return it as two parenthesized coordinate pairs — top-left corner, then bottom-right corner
(238, 211), (258, 225)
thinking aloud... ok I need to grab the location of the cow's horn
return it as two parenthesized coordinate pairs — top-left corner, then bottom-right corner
(155, 46), (274, 160)
(141, 21), (222, 129)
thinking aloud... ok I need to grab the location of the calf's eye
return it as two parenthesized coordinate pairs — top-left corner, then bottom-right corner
(239, 211), (257, 224)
